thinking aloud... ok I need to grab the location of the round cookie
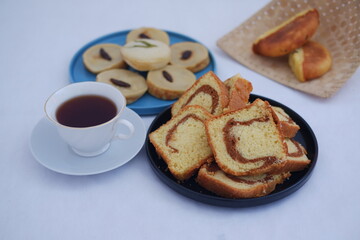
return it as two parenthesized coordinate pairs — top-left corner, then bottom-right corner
(126, 27), (170, 45)
(120, 39), (171, 71)
(288, 41), (332, 82)
(82, 43), (126, 74)
(170, 41), (210, 72)
(253, 8), (319, 57)
(96, 69), (148, 104)
(147, 65), (196, 100)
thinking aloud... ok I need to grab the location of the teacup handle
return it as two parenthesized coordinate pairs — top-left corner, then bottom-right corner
(113, 119), (135, 140)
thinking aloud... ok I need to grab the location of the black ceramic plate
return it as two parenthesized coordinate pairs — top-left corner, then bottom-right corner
(145, 94), (318, 207)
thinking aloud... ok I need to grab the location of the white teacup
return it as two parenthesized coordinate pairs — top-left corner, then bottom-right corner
(45, 81), (134, 157)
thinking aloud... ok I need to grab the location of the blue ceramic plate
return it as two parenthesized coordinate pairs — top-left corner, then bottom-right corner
(69, 30), (216, 115)
(146, 94), (318, 207)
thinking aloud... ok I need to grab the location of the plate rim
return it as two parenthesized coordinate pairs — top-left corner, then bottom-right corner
(68, 29), (217, 115)
(145, 94), (318, 207)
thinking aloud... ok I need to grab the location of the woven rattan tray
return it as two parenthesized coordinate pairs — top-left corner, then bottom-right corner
(217, 0), (360, 98)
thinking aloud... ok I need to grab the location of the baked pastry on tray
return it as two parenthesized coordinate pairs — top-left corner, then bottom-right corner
(252, 8), (319, 57)
(289, 41), (332, 82)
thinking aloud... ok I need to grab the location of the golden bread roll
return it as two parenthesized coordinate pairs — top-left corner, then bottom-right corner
(253, 8), (319, 57)
(288, 41), (332, 82)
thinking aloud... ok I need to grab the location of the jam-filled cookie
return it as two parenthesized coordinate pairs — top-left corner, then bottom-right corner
(82, 43), (126, 74)
(253, 8), (319, 57)
(120, 39), (171, 71)
(170, 42), (210, 72)
(96, 69), (148, 104)
(126, 27), (170, 45)
(147, 65), (196, 100)
(288, 41), (332, 82)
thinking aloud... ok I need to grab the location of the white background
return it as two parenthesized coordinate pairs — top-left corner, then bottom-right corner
(1, 0), (359, 239)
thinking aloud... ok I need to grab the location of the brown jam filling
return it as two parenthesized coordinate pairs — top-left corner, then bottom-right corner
(181, 50), (192, 60)
(165, 114), (203, 153)
(139, 33), (150, 39)
(182, 85), (218, 114)
(205, 162), (221, 173)
(99, 48), (112, 61)
(162, 70), (173, 82)
(110, 78), (131, 88)
(226, 174), (273, 184)
(205, 162), (273, 185)
(223, 116), (277, 167)
(286, 139), (303, 157)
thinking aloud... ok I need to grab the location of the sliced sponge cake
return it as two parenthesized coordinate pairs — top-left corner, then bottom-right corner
(171, 71), (229, 116)
(271, 106), (300, 138)
(205, 99), (287, 176)
(223, 74), (253, 112)
(149, 105), (213, 180)
(197, 161), (290, 198)
(281, 138), (311, 172)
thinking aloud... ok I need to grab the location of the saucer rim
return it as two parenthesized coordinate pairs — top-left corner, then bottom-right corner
(30, 107), (146, 176)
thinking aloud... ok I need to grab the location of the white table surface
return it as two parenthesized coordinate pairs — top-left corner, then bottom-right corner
(1, 0), (359, 239)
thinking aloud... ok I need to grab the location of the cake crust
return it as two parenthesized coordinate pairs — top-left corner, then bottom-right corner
(197, 162), (291, 198)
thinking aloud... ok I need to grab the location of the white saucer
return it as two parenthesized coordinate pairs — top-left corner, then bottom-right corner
(30, 107), (146, 175)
